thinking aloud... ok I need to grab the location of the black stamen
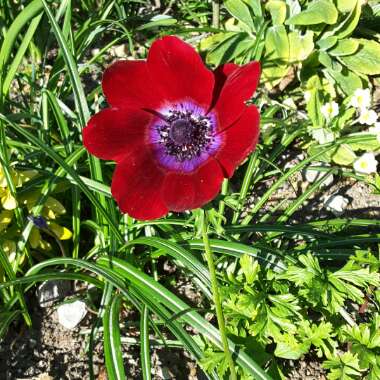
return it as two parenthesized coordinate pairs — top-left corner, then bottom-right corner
(156, 109), (214, 162)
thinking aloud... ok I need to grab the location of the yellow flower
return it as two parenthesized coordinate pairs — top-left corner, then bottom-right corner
(42, 197), (66, 219)
(0, 166), (7, 187)
(22, 193), (66, 220)
(15, 169), (38, 187)
(48, 221), (72, 240)
(29, 227), (52, 251)
(3, 240), (17, 264)
(0, 209), (13, 232)
(0, 187), (17, 210)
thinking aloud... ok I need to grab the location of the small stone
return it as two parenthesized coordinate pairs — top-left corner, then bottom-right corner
(91, 48), (100, 56)
(304, 164), (334, 187)
(284, 153), (305, 170)
(29, 338), (37, 347)
(37, 374), (54, 380)
(111, 44), (127, 57)
(324, 194), (349, 216)
(93, 364), (100, 375)
(37, 280), (71, 307)
(57, 300), (87, 330)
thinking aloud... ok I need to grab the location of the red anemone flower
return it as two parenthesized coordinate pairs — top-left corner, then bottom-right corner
(83, 36), (260, 220)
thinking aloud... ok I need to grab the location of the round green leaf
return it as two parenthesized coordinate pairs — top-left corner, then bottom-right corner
(332, 144), (357, 165)
(329, 39), (359, 56)
(340, 39), (380, 75)
(289, 30), (314, 62)
(286, 0), (338, 25)
(266, 0), (287, 25)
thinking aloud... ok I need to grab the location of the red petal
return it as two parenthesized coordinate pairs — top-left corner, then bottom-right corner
(102, 60), (165, 109)
(148, 36), (214, 108)
(162, 159), (224, 211)
(212, 61), (260, 131)
(83, 107), (152, 162)
(161, 173), (195, 212)
(111, 149), (168, 220)
(215, 106), (260, 178)
(212, 63), (239, 106)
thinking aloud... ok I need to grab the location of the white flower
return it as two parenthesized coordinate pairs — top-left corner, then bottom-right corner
(353, 152), (378, 175)
(369, 121), (380, 132)
(312, 128), (335, 144)
(304, 91), (311, 103)
(358, 109), (378, 125)
(321, 101), (339, 121)
(324, 195), (349, 216)
(349, 88), (371, 109)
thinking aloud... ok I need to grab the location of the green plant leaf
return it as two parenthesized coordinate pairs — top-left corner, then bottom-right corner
(331, 144), (357, 165)
(275, 334), (309, 359)
(306, 76), (323, 128)
(262, 25), (289, 87)
(323, 352), (364, 380)
(326, 67), (362, 95)
(265, 0), (287, 25)
(140, 306), (152, 380)
(328, 0), (361, 39)
(243, 0), (263, 17)
(328, 38), (359, 56)
(225, 0), (255, 30)
(205, 32), (253, 66)
(317, 36), (338, 51)
(336, 0), (357, 13)
(103, 295), (126, 380)
(288, 30), (314, 62)
(240, 254), (260, 285)
(286, 0), (338, 25)
(0, 0), (43, 84)
(340, 39), (380, 75)
(2, 13), (42, 97)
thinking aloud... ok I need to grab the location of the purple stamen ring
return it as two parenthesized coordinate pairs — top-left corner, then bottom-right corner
(150, 102), (221, 172)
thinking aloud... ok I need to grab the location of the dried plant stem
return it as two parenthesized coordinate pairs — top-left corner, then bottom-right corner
(201, 210), (237, 380)
(212, 0), (220, 29)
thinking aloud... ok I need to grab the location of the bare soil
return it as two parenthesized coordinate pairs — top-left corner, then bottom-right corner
(0, 302), (205, 380)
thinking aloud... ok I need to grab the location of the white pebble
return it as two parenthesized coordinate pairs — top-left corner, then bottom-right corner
(324, 195), (349, 216)
(304, 164), (334, 187)
(57, 300), (87, 329)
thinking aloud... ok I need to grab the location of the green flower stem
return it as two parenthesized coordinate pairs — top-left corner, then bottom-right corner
(201, 210), (237, 380)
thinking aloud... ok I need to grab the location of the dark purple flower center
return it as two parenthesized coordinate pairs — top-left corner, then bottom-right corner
(169, 119), (193, 145)
(156, 109), (214, 162)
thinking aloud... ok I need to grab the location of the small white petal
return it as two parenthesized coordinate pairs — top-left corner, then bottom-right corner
(358, 109), (378, 125)
(349, 88), (371, 109)
(57, 300), (87, 329)
(324, 195), (349, 216)
(321, 101), (339, 121)
(353, 152), (378, 175)
(368, 122), (380, 135)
